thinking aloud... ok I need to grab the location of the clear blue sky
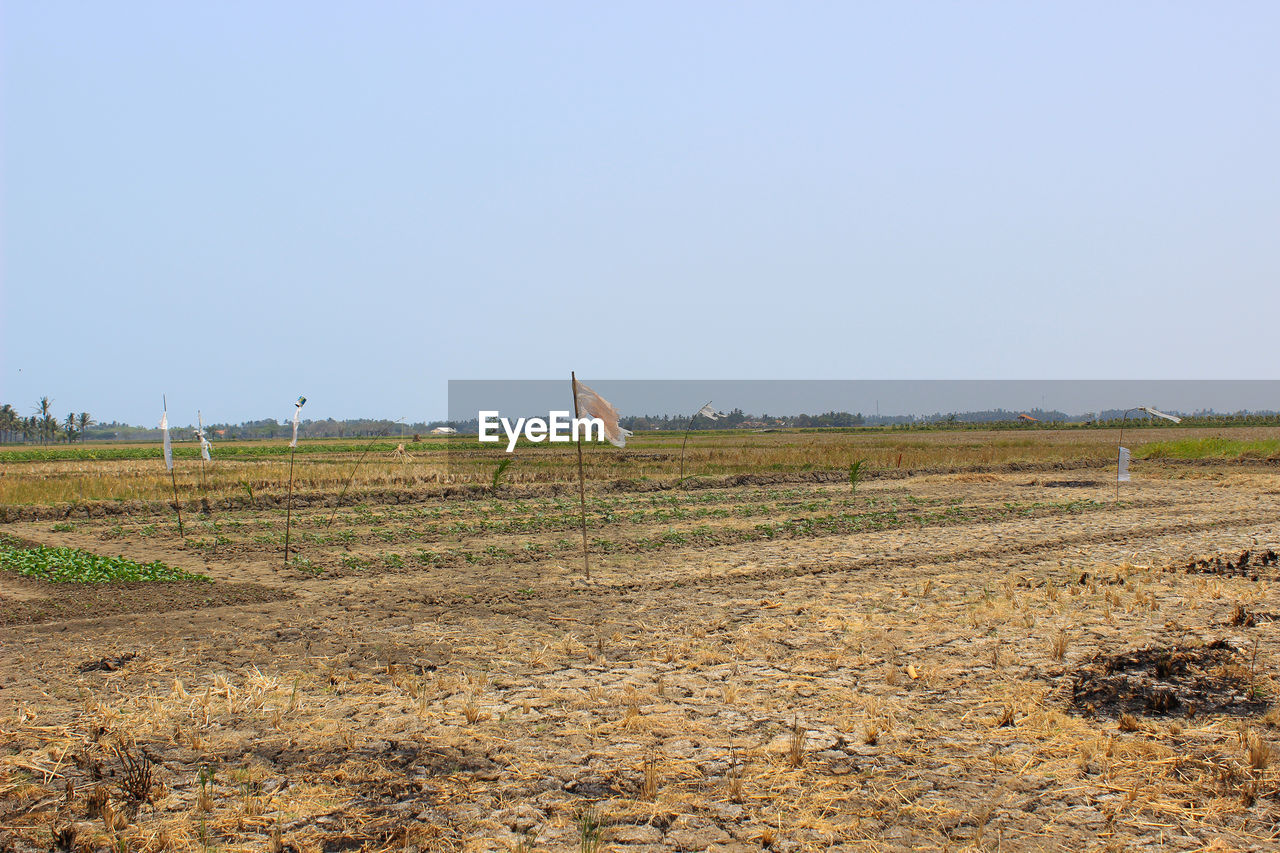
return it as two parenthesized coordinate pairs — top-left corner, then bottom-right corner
(3, 2), (1277, 425)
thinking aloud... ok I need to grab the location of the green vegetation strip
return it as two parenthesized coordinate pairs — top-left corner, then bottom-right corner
(1135, 438), (1280, 460)
(0, 540), (208, 583)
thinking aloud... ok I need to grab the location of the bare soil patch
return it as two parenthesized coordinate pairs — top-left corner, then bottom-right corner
(0, 575), (292, 627)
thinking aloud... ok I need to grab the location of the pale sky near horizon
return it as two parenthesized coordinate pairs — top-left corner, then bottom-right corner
(2, 2), (1277, 426)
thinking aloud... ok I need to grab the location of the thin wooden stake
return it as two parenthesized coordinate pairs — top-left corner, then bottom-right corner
(170, 465), (184, 539)
(326, 421), (402, 528)
(163, 395), (183, 539)
(284, 444), (297, 566)
(678, 400), (712, 486)
(1116, 408), (1135, 501)
(571, 371), (590, 579)
(197, 411), (207, 493)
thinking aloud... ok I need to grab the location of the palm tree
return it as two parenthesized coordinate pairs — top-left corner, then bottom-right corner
(77, 412), (93, 442)
(0, 404), (17, 443)
(22, 416), (36, 443)
(64, 413), (77, 443)
(36, 396), (55, 445)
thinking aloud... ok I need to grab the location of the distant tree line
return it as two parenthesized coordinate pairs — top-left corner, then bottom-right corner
(0, 399), (93, 444)
(0, 401), (453, 444)
(5, 398), (1280, 444)
(621, 409), (869, 430)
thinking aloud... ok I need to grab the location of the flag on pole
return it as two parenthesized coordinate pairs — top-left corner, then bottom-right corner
(1117, 446), (1131, 482)
(195, 411), (212, 461)
(159, 411), (173, 471)
(290, 396), (307, 448)
(571, 380), (632, 448)
(696, 403), (727, 420)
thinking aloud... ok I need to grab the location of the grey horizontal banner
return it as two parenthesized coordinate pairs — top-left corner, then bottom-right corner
(447, 380), (1280, 428)
(440, 380), (1280, 477)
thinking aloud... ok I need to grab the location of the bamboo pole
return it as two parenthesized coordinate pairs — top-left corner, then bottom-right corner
(284, 398), (305, 566)
(571, 372), (590, 579)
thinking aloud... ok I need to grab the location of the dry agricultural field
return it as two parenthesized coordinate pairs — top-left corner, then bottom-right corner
(1, 427), (1278, 851)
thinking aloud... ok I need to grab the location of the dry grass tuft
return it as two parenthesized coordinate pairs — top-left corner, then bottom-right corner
(641, 752), (659, 801)
(50, 824), (76, 852)
(112, 743), (156, 808)
(788, 715), (807, 767)
(1050, 630), (1069, 661)
(1245, 731), (1272, 770)
(86, 784), (109, 819)
(727, 744), (745, 803)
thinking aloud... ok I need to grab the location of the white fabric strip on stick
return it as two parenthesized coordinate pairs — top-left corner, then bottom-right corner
(1140, 406), (1182, 424)
(290, 396), (307, 448)
(1117, 446), (1131, 482)
(196, 411), (212, 461)
(159, 411), (173, 471)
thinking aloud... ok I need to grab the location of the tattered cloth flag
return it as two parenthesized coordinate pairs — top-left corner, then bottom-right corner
(159, 411), (173, 471)
(195, 411), (212, 461)
(1117, 446), (1131, 482)
(571, 380), (632, 448)
(290, 396), (307, 447)
(697, 403), (727, 420)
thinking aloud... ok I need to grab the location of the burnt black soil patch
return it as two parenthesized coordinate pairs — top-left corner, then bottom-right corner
(78, 652), (138, 672)
(1039, 480), (1102, 488)
(1069, 640), (1270, 718)
(1178, 550), (1278, 580)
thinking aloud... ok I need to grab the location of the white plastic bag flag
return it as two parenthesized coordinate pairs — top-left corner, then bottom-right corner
(1140, 406), (1182, 424)
(1117, 446), (1131, 482)
(290, 396), (307, 448)
(697, 403), (727, 420)
(571, 380), (632, 448)
(195, 411), (212, 461)
(159, 411), (173, 471)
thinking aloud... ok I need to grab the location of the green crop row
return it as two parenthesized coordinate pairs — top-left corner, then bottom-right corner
(1135, 438), (1280, 460)
(0, 540), (209, 583)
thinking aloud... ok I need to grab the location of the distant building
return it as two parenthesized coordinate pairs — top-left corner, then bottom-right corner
(430, 426), (457, 435)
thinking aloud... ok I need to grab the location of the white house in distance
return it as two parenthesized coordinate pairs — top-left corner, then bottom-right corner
(430, 426), (457, 435)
